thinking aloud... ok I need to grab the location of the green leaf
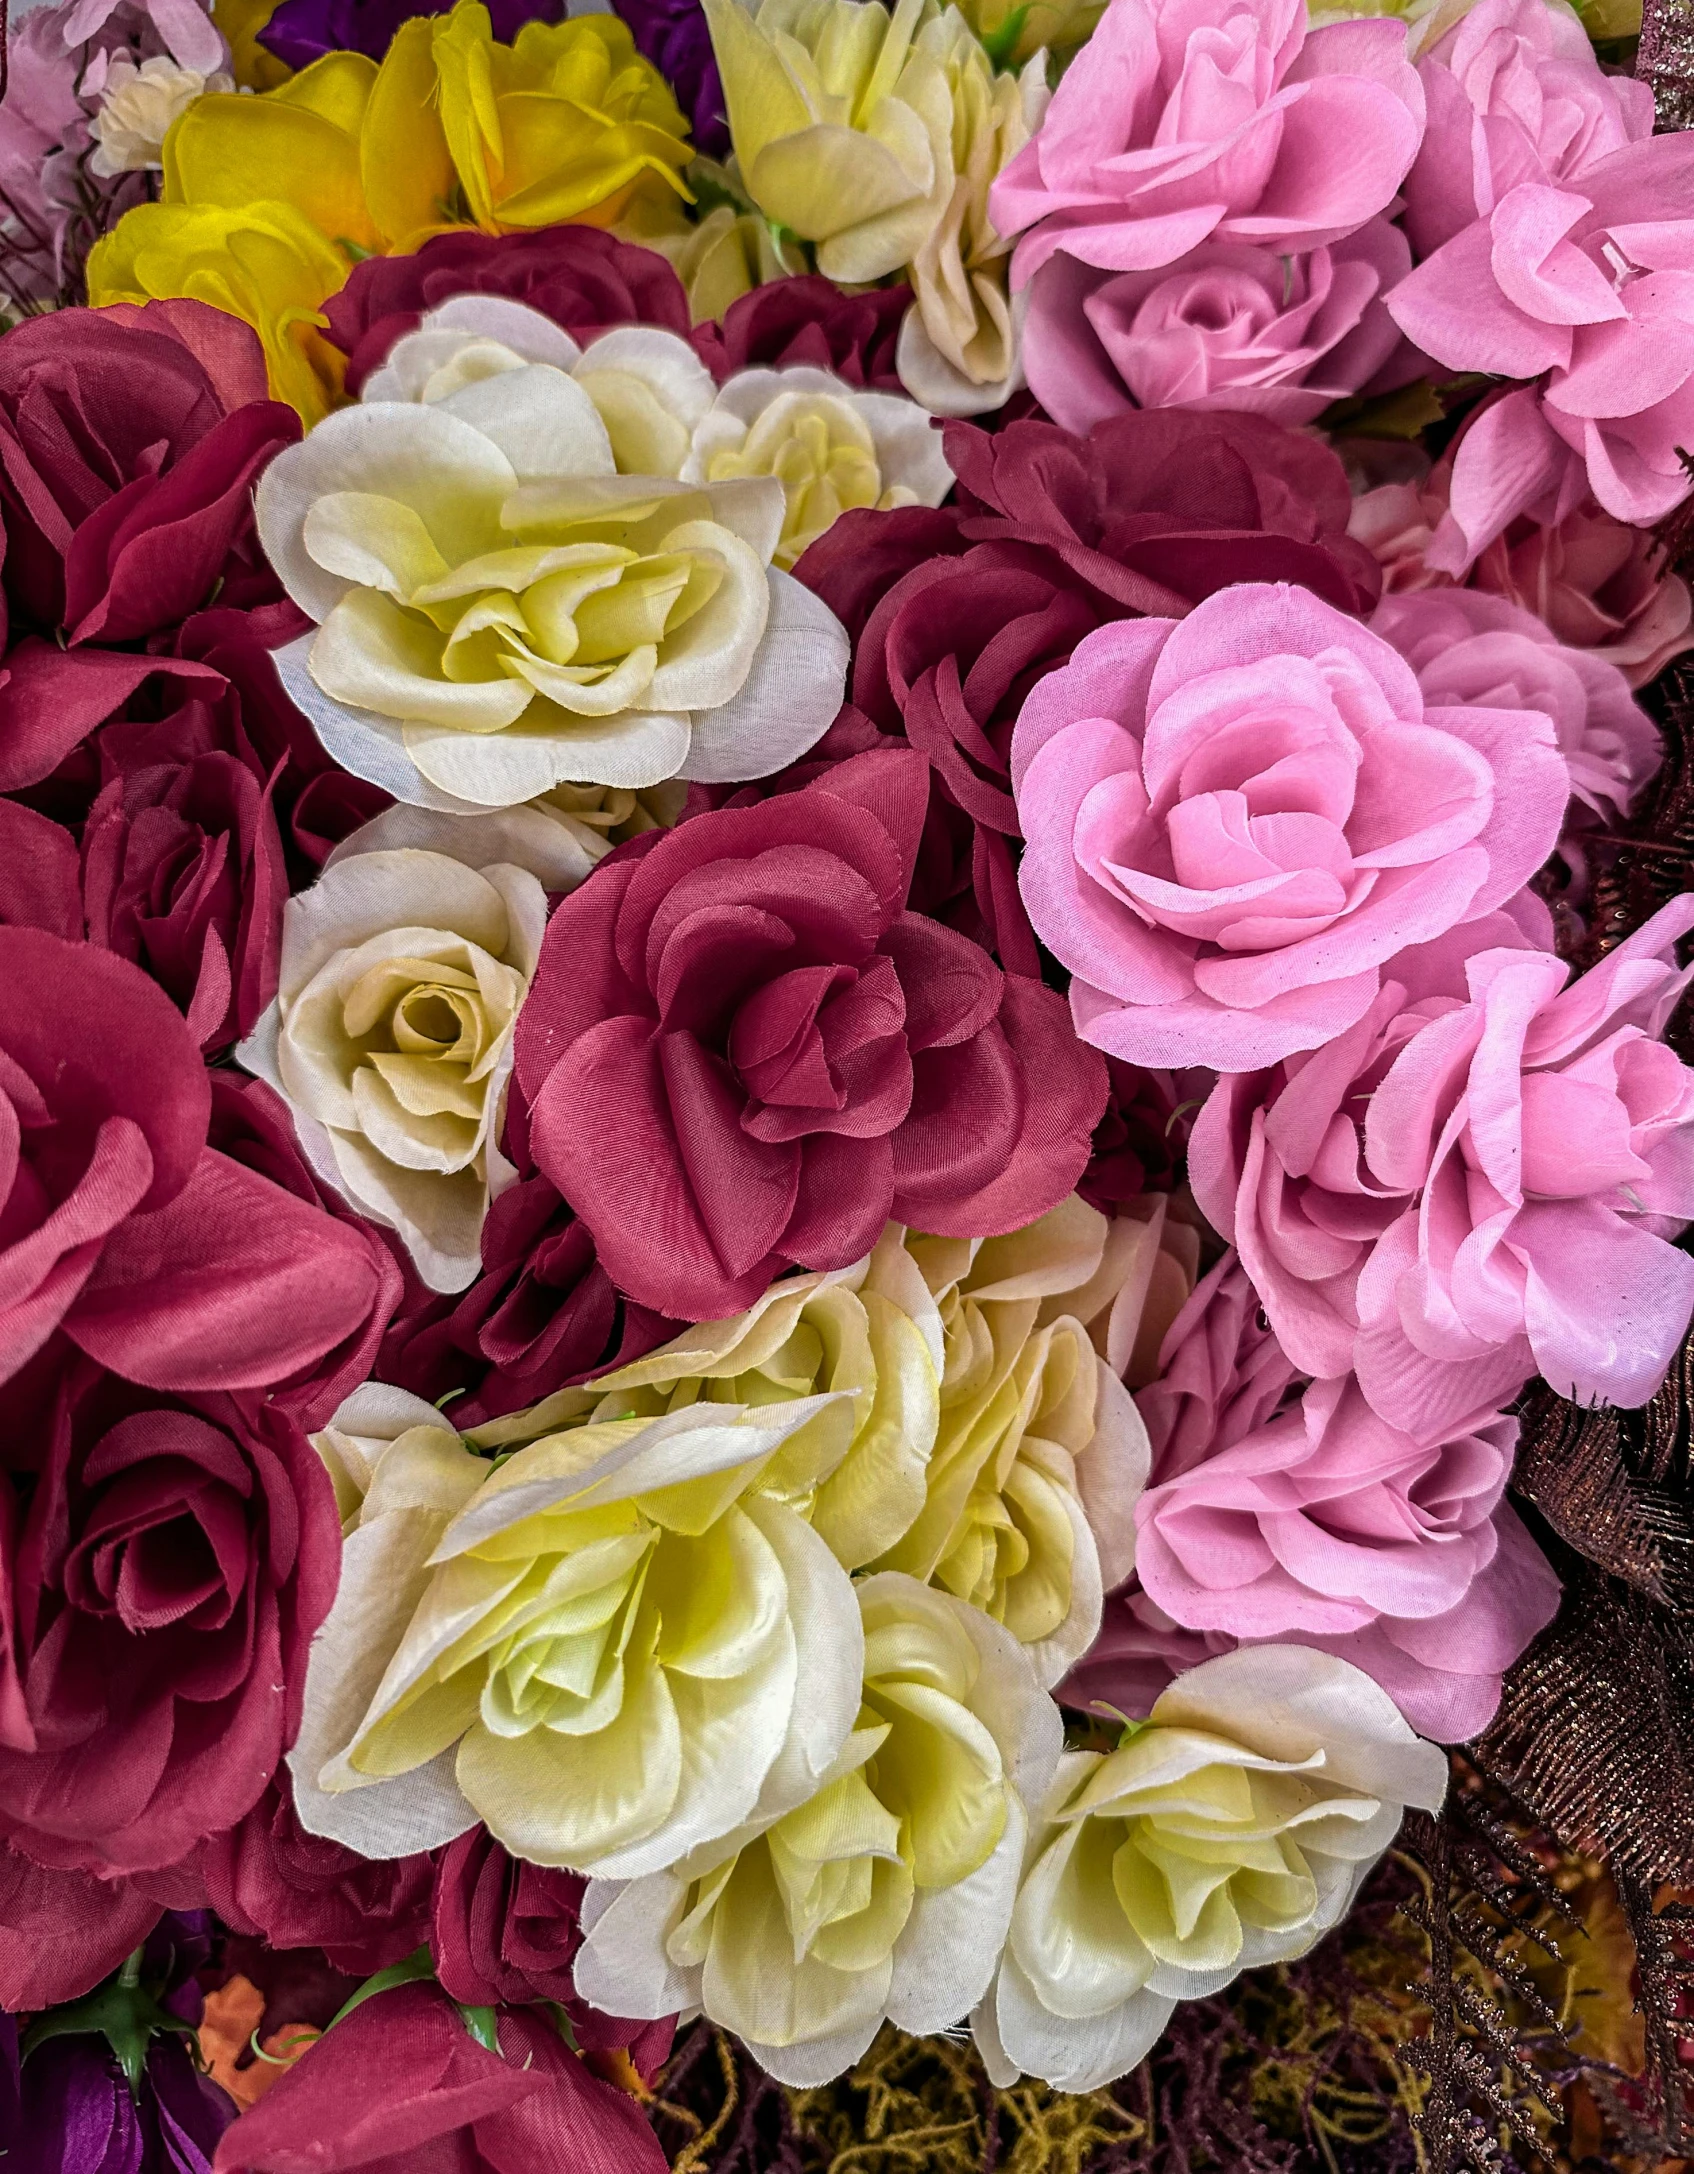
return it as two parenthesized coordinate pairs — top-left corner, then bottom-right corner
(1319, 372), (1495, 442)
(980, 6), (1031, 68)
(21, 1951), (196, 2100)
(455, 2004), (502, 2055)
(324, 1946), (436, 2034)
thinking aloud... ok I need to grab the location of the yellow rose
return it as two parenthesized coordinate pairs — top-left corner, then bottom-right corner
(85, 199), (349, 427)
(577, 1574), (1062, 2083)
(975, 1646), (1448, 2092)
(288, 1370), (869, 1874)
(213, 0), (291, 90)
(869, 1193), (1159, 1687)
(660, 190), (807, 324)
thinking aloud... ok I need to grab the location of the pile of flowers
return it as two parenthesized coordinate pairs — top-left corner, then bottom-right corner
(0, 0), (1687, 2158)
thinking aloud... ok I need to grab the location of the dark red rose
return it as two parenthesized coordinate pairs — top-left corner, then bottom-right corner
(206, 1074), (403, 1431)
(940, 409), (1383, 617)
(1079, 1058), (1204, 1213)
(515, 749), (1107, 1318)
(0, 929), (398, 1403)
(185, 1777), (434, 1976)
(0, 796), (81, 938)
(214, 1982), (669, 2174)
(0, 1841), (163, 2008)
(692, 274), (910, 388)
(323, 228), (692, 395)
(430, 1827), (671, 2076)
(0, 1341), (341, 1874)
(0, 302), (298, 648)
(382, 1160), (676, 1428)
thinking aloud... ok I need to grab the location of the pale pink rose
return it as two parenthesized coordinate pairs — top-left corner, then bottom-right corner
(1010, 581), (1572, 1070)
(1387, 138), (1694, 546)
(1404, 0), (1653, 260)
(1187, 904), (1552, 1400)
(989, 0), (1425, 290)
(1137, 1250), (1301, 1484)
(1355, 894), (1694, 1433)
(1023, 218), (1417, 435)
(1371, 586), (1661, 834)
(1350, 468), (1694, 691)
(1133, 1371), (1560, 1740)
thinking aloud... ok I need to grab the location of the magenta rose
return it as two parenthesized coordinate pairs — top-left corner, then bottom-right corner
(186, 1778), (434, 1975)
(692, 274), (909, 389)
(516, 748), (1105, 1318)
(1012, 581), (1571, 1070)
(0, 928), (398, 1402)
(0, 1342), (340, 1874)
(214, 1983), (668, 2174)
(943, 410), (1384, 617)
(990, 0), (1423, 287)
(0, 303), (297, 648)
(322, 226), (692, 394)
(1023, 219), (1416, 435)
(1134, 1372), (1560, 1740)
(0, 1843), (164, 2009)
(1403, 0), (1654, 259)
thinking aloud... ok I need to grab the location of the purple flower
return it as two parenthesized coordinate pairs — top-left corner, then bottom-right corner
(257, 0), (561, 68)
(611, 0), (726, 155)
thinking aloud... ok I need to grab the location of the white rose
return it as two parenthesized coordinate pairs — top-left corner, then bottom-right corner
(87, 54), (238, 176)
(253, 345), (850, 810)
(974, 1646), (1448, 2092)
(236, 801), (582, 1292)
(575, 1573), (1063, 2084)
(680, 364), (953, 569)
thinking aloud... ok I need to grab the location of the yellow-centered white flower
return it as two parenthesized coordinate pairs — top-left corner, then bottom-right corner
(576, 1573), (1063, 2084)
(973, 1646), (1448, 2092)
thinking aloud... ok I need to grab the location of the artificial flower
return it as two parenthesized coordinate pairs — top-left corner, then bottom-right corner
(576, 1573), (1063, 2083)
(1012, 580), (1571, 1071)
(869, 1194), (1159, 1687)
(1021, 220), (1415, 436)
(252, 358), (850, 807)
(213, 1982), (667, 2174)
(89, 52), (237, 174)
(989, 0), (1425, 287)
(288, 1379), (865, 1876)
(0, 1340), (340, 1875)
(693, 272), (910, 389)
(681, 363), (953, 568)
(661, 190), (809, 323)
(612, 0), (729, 155)
(324, 224), (693, 394)
(954, 0), (1101, 65)
(513, 747), (1106, 1318)
(237, 802), (585, 1292)
(1079, 1060), (1200, 1215)
(0, 1847), (166, 2011)
(974, 1645), (1448, 2091)
(6, 2002), (237, 2174)
(256, 0), (564, 68)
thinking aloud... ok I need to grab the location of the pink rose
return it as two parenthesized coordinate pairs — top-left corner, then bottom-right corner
(1387, 137), (1694, 544)
(1371, 586), (1660, 835)
(1133, 1372), (1560, 1739)
(1404, 0), (1654, 259)
(1023, 219), (1416, 434)
(1011, 581), (1571, 1069)
(1188, 907), (1550, 1400)
(1354, 895), (1694, 1430)
(990, 0), (1424, 287)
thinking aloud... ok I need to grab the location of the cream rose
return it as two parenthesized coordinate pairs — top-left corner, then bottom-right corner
(288, 1376), (866, 1875)
(253, 349), (850, 809)
(975, 1646), (1448, 2092)
(870, 1193), (1157, 1687)
(88, 54), (238, 176)
(236, 802), (581, 1292)
(681, 365), (953, 569)
(576, 1573), (1062, 2083)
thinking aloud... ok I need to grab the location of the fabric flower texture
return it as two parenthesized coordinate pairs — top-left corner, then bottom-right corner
(575, 1574), (1063, 2085)
(252, 341), (851, 807)
(988, 0), (1425, 286)
(514, 747), (1106, 1319)
(237, 803), (589, 1292)
(974, 1645), (1448, 2092)
(1011, 582), (1571, 1070)
(1193, 896), (1694, 1440)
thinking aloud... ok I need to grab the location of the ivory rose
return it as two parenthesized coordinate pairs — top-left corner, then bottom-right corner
(870, 1193), (1161, 1687)
(289, 1379), (864, 1875)
(253, 354), (850, 808)
(681, 365), (953, 569)
(988, 0), (1425, 286)
(976, 1645), (1446, 2091)
(575, 1574), (1063, 2084)
(237, 803), (582, 1293)
(1011, 582), (1571, 1071)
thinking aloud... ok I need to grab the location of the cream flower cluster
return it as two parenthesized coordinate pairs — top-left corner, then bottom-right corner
(701, 0), (1050, 415)
(290, 1199), (1444, 2084)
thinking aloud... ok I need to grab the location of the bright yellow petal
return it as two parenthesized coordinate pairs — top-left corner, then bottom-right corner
(163, 89), (382, 258)
(362, 16), (461, 249)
